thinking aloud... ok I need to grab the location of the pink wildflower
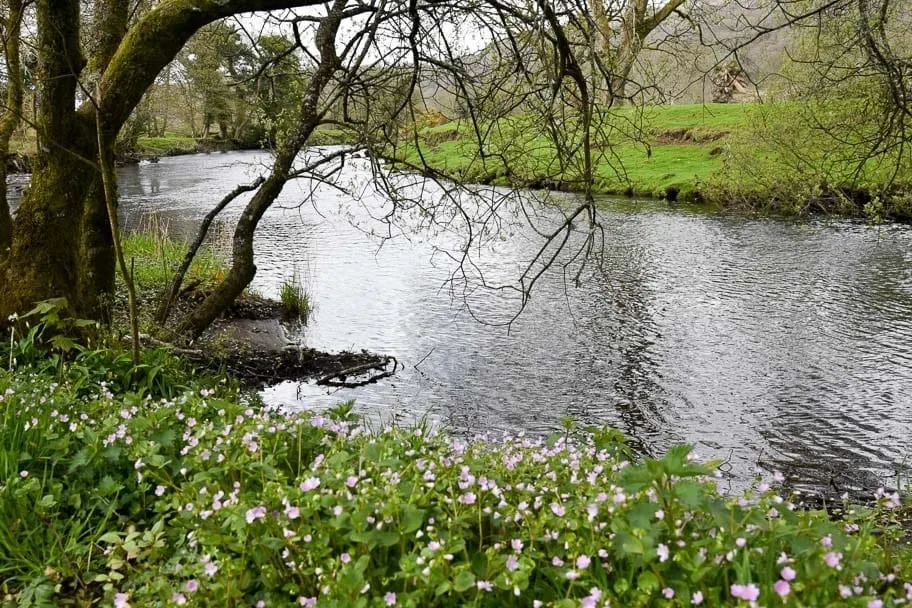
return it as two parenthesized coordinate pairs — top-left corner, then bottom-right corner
(774, 580), (790, 597)
(300, 477), (320, 492)
(730, 583), (760, 602)
(246, 506), (267, 524)
(460, 492), (476, 505)
(824, 552), (842, 569)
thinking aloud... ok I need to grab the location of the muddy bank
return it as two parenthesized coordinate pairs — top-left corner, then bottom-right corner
(175, 293), (393, 389)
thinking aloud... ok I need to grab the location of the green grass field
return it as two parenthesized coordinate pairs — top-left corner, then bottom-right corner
(396, 102), (912, 219)
(397, 103), (754, 201)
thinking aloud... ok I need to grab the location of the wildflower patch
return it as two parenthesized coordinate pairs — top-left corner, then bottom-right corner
(1, 364), (911, 607)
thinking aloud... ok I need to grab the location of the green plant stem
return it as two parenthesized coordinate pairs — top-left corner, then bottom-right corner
(96, 85), (140, 367)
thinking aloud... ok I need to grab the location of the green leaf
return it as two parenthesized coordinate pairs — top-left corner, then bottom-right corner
(453, 570), (476, 593)
(98, 531), (121, 544)
(638, 571), (659, 593)
(435, 581), (452, 597)
(50, 334), (77, 352)
(364, 442), (383, 463)
(627, 502), (660, 529)
(97, 476), (122, 497)
(545, 432), (562, 448)
(401, 505), (425, 534)
(372, 531), (400, 548)
(674, 480), (705, 508)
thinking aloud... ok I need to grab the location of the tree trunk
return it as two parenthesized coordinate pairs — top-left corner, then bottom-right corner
(0, 0), (329, 322)
(177, 0), (347, 338)
(0, 0), (99, 320)
(0, 0), (25, 260)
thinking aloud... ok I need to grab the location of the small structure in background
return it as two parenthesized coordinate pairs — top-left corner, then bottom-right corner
(711, 62), (757, 103)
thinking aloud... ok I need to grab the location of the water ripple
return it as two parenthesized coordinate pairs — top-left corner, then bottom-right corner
(115, 151), (912, 485)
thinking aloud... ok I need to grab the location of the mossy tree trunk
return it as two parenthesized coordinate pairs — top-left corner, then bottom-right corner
(0, 0), (326, 323)
(0, 0), (24, 261)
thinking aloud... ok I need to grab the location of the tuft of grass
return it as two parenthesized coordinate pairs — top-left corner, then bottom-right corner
(121, 217), (226, 296)
(278, 275), (311, 324)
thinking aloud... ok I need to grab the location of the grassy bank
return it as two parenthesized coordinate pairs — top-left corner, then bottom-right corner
(2, 310), (912, 606)
(134, 128), (355, 159)
(396, 103), (912, 219)
(395, 104), (745, 200)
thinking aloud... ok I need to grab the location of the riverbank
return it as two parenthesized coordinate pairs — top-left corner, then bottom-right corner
(1, 342), (911, 607)
(131, 128), (353, 162)
(4, 128), (355, 173)
(118, 229), (389, 387)
(394, 103), (912, 221)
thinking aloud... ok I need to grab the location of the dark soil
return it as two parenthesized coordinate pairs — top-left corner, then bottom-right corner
(180, 291), (392, 389)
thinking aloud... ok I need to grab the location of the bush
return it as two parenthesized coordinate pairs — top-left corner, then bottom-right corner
(1, 346), (911, 606)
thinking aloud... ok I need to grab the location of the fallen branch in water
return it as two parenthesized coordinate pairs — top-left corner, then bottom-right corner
(317, 356), (399, 388)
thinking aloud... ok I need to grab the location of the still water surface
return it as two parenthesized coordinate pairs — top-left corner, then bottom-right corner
(114, 150), (912, 488)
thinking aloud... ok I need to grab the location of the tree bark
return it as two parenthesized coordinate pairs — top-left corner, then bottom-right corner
(0, 0), (24, 260)
(589, 0), (687, 102)
(155, 176), (265, 326)
(0, 0), (96, 319)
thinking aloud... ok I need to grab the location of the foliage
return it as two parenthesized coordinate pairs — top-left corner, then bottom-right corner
(2, 331), (912, 606)
(399, 100), (912, 218)
(712, 101), (912, 219)
(173, 24), (304, 146)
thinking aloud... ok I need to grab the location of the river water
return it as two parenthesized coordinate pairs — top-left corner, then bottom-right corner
(110, 150), (912, 488)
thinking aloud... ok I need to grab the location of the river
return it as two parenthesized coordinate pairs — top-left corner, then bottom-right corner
(105, 150), (912, 489)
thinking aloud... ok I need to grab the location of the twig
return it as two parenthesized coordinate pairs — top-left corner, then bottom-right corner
(317, 356), (398, 387)
(413, 347), (435, 370)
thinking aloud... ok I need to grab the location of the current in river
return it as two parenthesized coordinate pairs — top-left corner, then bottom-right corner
(111, 149), (912, 491)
